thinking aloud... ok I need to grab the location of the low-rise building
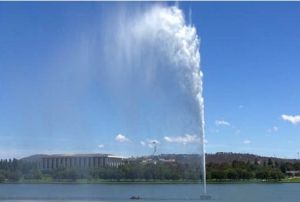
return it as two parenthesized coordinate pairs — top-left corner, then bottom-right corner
(39, 154), (126, 170)
(286, 170), (300, 177)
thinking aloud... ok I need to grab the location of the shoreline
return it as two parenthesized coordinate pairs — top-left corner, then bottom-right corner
(1, 177), (299, 184)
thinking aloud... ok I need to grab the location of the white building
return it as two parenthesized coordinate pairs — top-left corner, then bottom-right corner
(39, 154), (126, 170)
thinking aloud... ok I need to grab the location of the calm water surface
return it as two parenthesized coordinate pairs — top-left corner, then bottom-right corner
(0, 183), (299, 202)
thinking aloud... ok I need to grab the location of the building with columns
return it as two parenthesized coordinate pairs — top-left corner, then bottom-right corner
(39, 154), (126, 170)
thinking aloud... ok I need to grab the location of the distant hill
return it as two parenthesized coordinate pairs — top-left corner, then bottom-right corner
(206, 152), (299, 164)
(21, 152), (300, 165)
(134, 152), (300, 165)
(21, 154), (48, 162)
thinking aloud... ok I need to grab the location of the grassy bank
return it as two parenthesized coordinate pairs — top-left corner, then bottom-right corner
(2, 178), (200, 184)
(208, 177), (300, 184)
(1, 177), (300, 184)
(280, 177), (300, 183)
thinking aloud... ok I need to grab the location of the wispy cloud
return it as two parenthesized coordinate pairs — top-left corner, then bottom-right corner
(164, 134), (199, 145)
(243, 139), (251, 145)
(140, 141), (146, 146)
(281, 114), (300, 125)
(215, 120), (231, 126)
(115, 134), (130, 142)
(97, 144), (104, 148)
(267, 126), (279, 133)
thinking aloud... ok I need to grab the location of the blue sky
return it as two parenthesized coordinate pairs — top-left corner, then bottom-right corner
(0, 2), (300, 159)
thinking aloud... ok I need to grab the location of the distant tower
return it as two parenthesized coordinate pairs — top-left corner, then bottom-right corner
(152, 141), (157, 156)
(151, 141), (158, 165)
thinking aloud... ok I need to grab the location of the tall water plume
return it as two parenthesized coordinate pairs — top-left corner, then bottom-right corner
(102, 4), (206, 193)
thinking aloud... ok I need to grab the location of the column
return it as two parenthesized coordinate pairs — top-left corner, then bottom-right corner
(64, 158), (67, 168)
(79, 157), (82, 168)
(53, 158), (56, 169)
(46, 159), (49, 169)
(95, 157), (98, 168)
(84, 157), (87, 168)
(76, 157), (79, 168)
(49, 158), (52, 169)
(42, 158), (45, 169)
(67, 158), (70, 168)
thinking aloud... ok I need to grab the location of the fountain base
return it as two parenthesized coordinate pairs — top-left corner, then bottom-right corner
(200, 194), (212, 200)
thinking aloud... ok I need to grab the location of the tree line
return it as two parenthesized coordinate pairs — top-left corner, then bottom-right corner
(209, 158), (300, 181)
(0, 159), (41, 182)
(0, 158), (299, 182)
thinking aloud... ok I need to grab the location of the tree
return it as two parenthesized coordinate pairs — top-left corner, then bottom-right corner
(226, 169), (238, 180)
(211, 170), (226, 180)
(268, 158), (273, 167)
(0, 174), (5, 183)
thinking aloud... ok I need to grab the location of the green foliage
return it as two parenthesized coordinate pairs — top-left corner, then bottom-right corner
(90, 162), (193, 181)
(0, 157), (298, 182)
(0, 173), (5, 183)
(50, 168), (78, 181)
(207, 160), (293, 181)
(0, 159), (40, 182)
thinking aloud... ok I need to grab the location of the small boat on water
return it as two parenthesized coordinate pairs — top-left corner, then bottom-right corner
(130, 196), (141, 200)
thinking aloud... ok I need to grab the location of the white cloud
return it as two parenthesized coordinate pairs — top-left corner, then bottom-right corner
(281, 114), (300, 125)
(267, 126), (279, 133)
(243, 139), (251, 144)
(140, 141), (146, 146)
(97, 144), (104, 148)
(115, 134), (130, 142)
(164, 134), (199, 145)
(215, 120), (231, 126)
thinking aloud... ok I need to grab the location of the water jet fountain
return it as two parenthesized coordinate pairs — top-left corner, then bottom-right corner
(105, 4), (210, 199)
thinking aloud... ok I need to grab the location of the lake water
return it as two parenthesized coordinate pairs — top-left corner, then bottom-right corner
(0, 183), (299, 202)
